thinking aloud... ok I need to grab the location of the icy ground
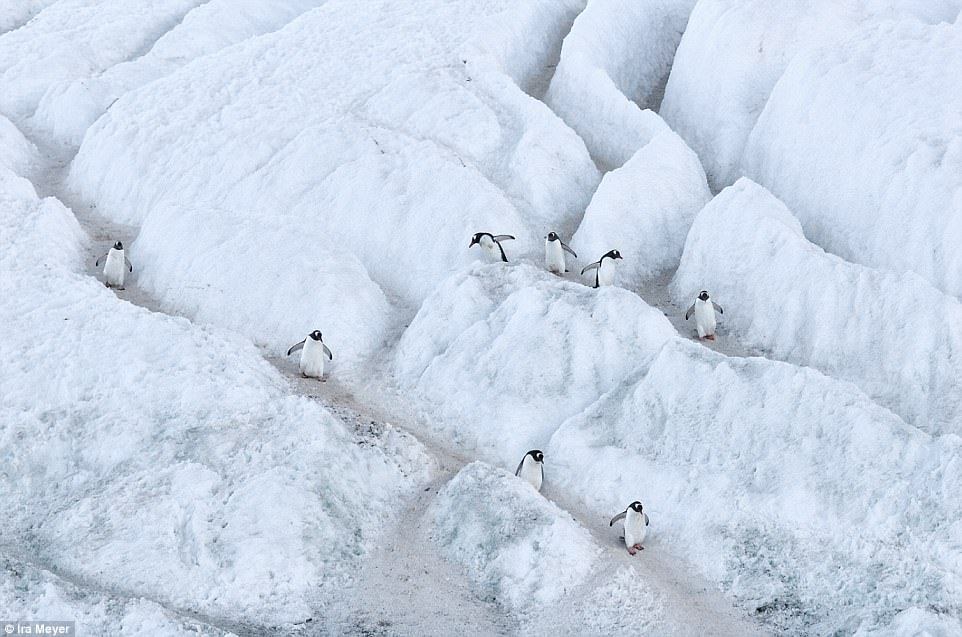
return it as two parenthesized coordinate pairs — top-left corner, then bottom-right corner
(2, 0), (962, 635)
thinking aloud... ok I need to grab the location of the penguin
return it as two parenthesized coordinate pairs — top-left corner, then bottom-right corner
(515, 450), (544, 491)
(609, 501), (649, 555)
(685, 290), (724, 340)
(469, 232), (515, 263)
(580, 249), (622, 288)
(95, 241), (132, 289)
(286, 330), (333, 380)
(545, 232), (577, 274)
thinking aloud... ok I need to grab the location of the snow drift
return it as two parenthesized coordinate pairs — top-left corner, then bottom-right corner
(0, 113), (36, 174)
(0, 165), (430, 631)
(674, 178), (962, 434)
(545, 0), (696, 169)
(395, 262), (676, 459)
(572, 131), (711, 288)
(742, 18), (962, 299)
(547, 338), (962, 633)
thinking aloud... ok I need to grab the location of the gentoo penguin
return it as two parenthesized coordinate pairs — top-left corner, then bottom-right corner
(515, 450), (544, 491)
(545, 232), (577, 274)
(609, 501), (649, 555)
(95, 241), (132, 289)
(685, 290), (724, 340)
(469, 232), (515, 263)
(581, 249), (622, 288)
(286, 330), (333, 380)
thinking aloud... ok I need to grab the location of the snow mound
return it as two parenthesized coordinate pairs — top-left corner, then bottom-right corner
(660, 0), (962, 190)
(432, 461), (598, 614)
(0, 0), (204, 122)
(30, 0), (328, 147)
(545, 0), (696, 169)
(673, 178), (962, 434)
(742, 18), (962, 299)
(67, 0), (598, 317)
(572, 131), (710, 287)
(395, 262), (676, 459)
(548, 338), (962, 633)
(0, 112), (36, 174)
(0, 166), (430, 629)
(0, 0), (59, 35)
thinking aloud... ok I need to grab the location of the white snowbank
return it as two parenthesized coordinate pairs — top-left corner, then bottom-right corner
(0, 112), (36, 174)
(673, 179), (962, 434)
(0, 0), (205, 122)
(431, 462), (598, 613)
(661, 0), (962, 190)
(572, 131), (710, 287)
(30, 0), (329, 147)
(545, 0), (696, 169)
(395, 262), (676, 459)
(0, 0), (59, 35)
(547, 338), (962, 633)
(67, 0), (599, 321)
(0, 166), (430, 630)
(742, 18), (962, 299)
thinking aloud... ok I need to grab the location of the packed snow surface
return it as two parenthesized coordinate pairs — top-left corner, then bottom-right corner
(674, 178), (962, 434)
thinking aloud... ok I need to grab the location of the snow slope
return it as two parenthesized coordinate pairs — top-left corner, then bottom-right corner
(0, 165), (430, 631)
(395, 262), (676, 459)
(743, 18), (962, 299)
(67, 0), (599, 360)
(674, 178), (962, 435)
(0, 0), (205, 123)
(547, 338), (962, 634)
(30, 0), (330, 147)
(0, 113), (37, 174)
(661, 0), (962, 191)
(545, 0), (696, 169)
(571, 131), (710, 288)
(0, 0), (60, 35)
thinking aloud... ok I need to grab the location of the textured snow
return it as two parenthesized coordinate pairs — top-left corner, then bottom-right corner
(0, 165), (430, 630)
(661, 0), (962, 190)
(0, 0), (60, 34)
(547, 338), (962, 634)
(0, 112), (37, 173)
(395, 262), (676, 459)
(30, 0), (329, 147)
(674, 178), (962, 434)
(742, 18), (962, 299)
(545, 0), (696, 169)
(572, 131), (711, 287)
(0, 0), (205, 123)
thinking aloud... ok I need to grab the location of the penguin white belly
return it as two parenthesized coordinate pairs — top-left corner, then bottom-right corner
(479, 237), (501, 261)
(299, 339), (327, 378)
(624, 510), (648, 548)
(694, 300), (716, 338)
(518, 458), (543, 491)
(597, 259), (616, 287)
(103, 249), (126, 287)
(545, 241), (565, 274)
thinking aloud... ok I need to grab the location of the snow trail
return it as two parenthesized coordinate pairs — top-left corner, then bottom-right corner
(23, 132), (766, 634)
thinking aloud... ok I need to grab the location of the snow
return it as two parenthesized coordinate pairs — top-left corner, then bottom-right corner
(0, 0), (205, 123)
(660, 0), (962, 191)
(395, 262), (676, 460)
(673, 178), (962, 434)
(0, 0), (60, 34)
(742, 18), (962, 299)
(30, 0), (330, 147)
(545, 0), (696, 169)
(547, 338), (962, 633)
(0, 164), (431, 631)
(0, 112), (37, 174)
(571, 130), (711, 287)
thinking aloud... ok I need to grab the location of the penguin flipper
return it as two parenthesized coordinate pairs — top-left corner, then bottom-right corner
(497, 242), (508, 263)
(515, 459), (524, 477)
(580, 261), (600, 276)
(645, 513), (650, 526)
(609, 510), (627, 527)
(95, 253), (107, 267)
(712, 302), (724, 314)
(561, 242), (578, 258)
(286, 340), (305, 356)
(322, 344), (333, 360)
(492, 235), (515, 242)
(685, 303), (695, 320)
(125, 257), (133, 272)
